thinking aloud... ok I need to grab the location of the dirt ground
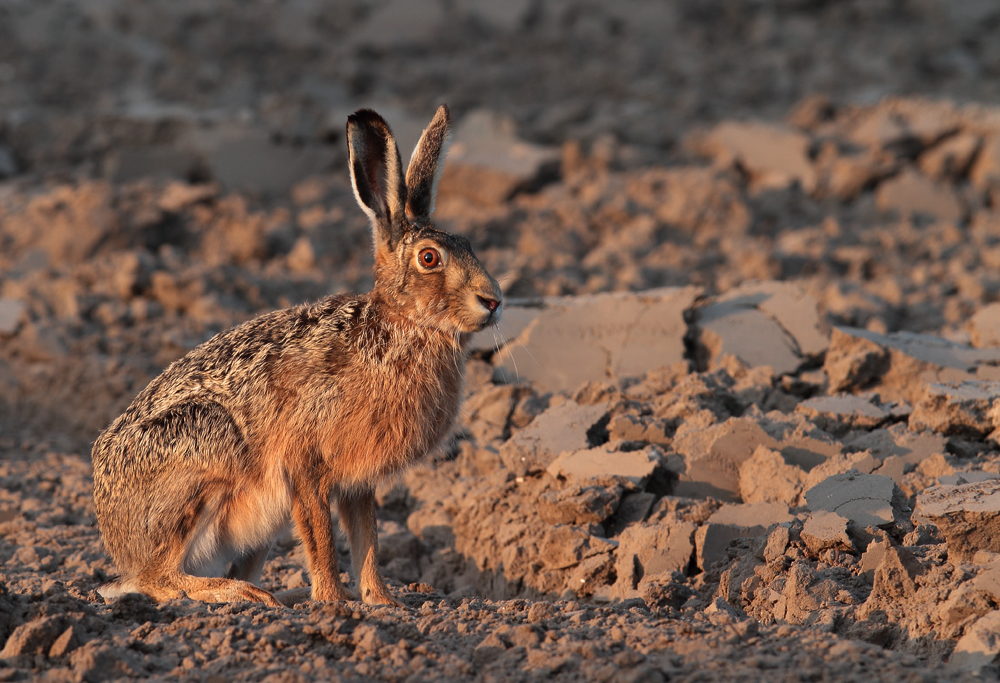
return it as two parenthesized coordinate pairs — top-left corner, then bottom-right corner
(4, 0), (1000, 681)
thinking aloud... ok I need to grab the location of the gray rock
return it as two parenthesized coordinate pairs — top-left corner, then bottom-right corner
(0, 616), (68, 659)
(910, 380), (1000, 439)
(439, 109), (560, 205)
(698, 306), (801, 376)
(499, 400), (608, 475)
(696, 281), (826, 376)
(376, 521), (423, 565)
(938, 471), (1000, 486)
(468, 305), (541, 355)
(547, 444), (662, 487)
(186, 125), (329, 195)
(695, 502), (794, 570)
(0, 299), (26, 336)
(718, 281), (829, 357)
(875, 168), (964, 222)
(972, 560), (1000, 603)
(801, 511), (854, 555)
(495, 287), (700, 392)
(698, 121), (817, 193)
(607, 491), (657, 536)
(843, 423), (947, 468)
(872, 455), (907, 486)
(607, 414), (671, 445)
(825, 149), (895, 201)
(738, 446), (805, 507)
(919, 132), (981, 180)
(796, 394), (891, 436)
(846, 107), (913, 150)
(858, 543), (925, 618)
(938, 586), (996, 628)
(708, 501), (794, 528)
(675, 418), (780, 501)
(949, 610), (1000, 674)
(805, 470), (906, 530)
(970, 302), (1000, 349)
(537, 481), (623, 526)
(16, 322), (69, 362)
(614, 521), (697, 594)
(916, 480), (1000, 562)
(539, 525), (616, 571)
(858, 536), (891, 584)
(824, 326), (1000, 404)
(674, 416), (840, 501)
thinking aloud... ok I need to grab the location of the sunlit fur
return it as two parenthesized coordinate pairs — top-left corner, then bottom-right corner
(91, 105), (502, 607)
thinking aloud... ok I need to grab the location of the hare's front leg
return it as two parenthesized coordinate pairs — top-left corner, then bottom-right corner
(337, 487), (401, 606)
(291, 476), (355, 602)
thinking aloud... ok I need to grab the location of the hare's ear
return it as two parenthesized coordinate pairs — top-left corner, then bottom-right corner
(347, 109), (408, 253)
(405, 104), (452, 221)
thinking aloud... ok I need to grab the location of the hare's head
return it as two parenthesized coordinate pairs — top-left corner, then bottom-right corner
(347, 106), (502, 335)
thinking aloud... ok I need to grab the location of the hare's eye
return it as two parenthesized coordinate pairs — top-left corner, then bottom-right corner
(418, 248), (440, 268)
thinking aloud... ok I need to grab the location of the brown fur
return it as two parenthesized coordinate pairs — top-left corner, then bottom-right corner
(91, 105), (502, 607)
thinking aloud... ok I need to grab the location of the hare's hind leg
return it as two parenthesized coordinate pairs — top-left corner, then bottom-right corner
(135, 484), (281, 607)
(156, 573), (282, 607)
(337, 487), (400, 607)
(137, 544), (282, 607)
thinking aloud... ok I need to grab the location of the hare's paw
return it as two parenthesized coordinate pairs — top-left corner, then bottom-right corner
(239, 584), (284, 608)
(312, 584), (357, 603)
(360, 583), (403, 607)
(170, 577), (283, 608)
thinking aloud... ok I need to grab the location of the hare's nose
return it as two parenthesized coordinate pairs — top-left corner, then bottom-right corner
(478, 296), (500, 312)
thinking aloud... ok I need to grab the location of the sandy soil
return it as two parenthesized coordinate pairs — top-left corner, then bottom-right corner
(3, 0), (1000, 680)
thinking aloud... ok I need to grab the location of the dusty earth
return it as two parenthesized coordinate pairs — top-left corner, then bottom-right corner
(5, 0), (1000, 681)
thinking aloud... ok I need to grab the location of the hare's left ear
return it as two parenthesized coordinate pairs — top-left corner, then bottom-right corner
(347, 109), (408, 254)
(405, 104), (452, 221)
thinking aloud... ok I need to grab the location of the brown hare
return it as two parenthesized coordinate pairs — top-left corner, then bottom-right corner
(91, 105), (502, 607)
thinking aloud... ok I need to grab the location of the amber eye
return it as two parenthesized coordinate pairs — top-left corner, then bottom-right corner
(418, 248), (440, 268)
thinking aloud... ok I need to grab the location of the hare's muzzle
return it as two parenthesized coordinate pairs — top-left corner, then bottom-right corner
(468, 287), (502, 331)
(477, 296), (500, 313)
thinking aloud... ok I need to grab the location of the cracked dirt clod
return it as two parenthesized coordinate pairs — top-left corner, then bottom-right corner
(493, 287), (700, 392)
(916, 480), (1000, 562)
(696, 281), (828, 377)
(909, 380), (1000, 439)
(823, 327), (1000, 403)
(498, 400), (609, 476)
(804, 470), (908, 531)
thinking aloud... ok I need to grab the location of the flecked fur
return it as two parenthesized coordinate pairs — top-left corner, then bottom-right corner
(91, 105), (502, 607)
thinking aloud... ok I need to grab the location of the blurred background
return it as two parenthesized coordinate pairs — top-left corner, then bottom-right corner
(1, 0), (998, 185)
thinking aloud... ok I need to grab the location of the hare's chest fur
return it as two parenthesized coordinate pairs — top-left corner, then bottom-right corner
(305, 315), (465, 486)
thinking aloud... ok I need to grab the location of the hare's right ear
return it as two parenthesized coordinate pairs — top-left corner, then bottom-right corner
(347, 109), (408, 253)
(405, 104), (452, 221)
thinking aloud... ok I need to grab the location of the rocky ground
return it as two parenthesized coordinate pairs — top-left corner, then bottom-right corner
(5, 0), (1000, 681)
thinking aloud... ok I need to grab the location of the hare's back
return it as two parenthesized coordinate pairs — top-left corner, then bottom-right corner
(93, 294), (357, 467)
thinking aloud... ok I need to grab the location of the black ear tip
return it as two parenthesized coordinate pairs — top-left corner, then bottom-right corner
(347, 108), (391, 133)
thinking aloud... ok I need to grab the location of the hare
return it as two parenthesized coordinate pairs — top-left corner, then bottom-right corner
(91, 105), (502, 607)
